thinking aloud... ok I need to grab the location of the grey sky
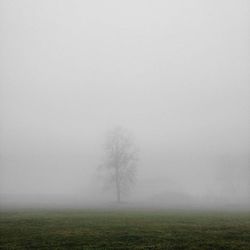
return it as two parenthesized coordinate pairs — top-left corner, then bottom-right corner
(0, 0), (249, 206)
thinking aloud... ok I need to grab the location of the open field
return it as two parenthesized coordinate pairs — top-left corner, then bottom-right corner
(0, 209), (250, 249)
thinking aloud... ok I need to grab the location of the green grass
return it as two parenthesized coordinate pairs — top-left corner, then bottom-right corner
(0, 209), (250, 249)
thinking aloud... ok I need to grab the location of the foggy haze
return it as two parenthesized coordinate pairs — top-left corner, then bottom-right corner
(0, 0), (249, 209)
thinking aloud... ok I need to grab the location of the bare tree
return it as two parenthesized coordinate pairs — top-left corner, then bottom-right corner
(101, 127), (138, 203)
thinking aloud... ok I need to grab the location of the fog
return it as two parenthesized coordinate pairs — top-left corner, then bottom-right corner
(0, 0), (249, 210)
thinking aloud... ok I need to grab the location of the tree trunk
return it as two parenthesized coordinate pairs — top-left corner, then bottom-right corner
(115, 166), (121, 203)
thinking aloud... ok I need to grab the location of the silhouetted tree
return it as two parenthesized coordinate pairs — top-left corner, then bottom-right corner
(101, 127), (138, 203)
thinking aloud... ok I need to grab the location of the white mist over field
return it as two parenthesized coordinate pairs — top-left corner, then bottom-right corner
(0, 0), (249, 209)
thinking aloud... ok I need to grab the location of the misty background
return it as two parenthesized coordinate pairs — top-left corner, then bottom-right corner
(0, 0), (249, 209)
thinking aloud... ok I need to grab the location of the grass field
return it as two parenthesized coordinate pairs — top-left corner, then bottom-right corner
(0, 209), (250, 249)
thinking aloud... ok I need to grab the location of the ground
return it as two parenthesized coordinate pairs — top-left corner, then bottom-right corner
(0, 209), (250, 249)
